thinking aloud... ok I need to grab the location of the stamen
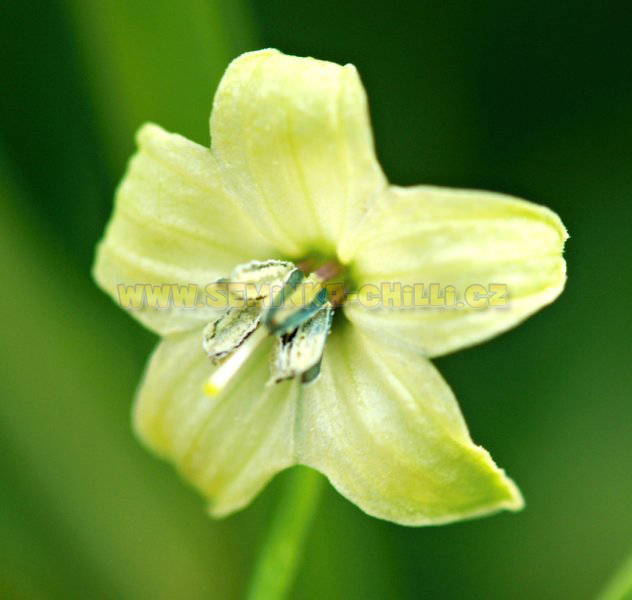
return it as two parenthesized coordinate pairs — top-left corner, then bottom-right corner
(203, 326), (268, 396)
(229, 259), (296, 307)
(201, 256), (346, 392)
(203, 306), (261, 362)
(268, 303), (333, 385)
(264, 274), (327, 334)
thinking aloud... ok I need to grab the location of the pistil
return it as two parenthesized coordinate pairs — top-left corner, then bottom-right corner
(204, 326), (268, 396)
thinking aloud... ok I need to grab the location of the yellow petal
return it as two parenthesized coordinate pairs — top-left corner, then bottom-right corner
(134, 329), (296, 517)
(345, 185), (568, 357)
(93, 123), (277, 335)
(296, 322), (523, 525)
(210, 49), (387, 257)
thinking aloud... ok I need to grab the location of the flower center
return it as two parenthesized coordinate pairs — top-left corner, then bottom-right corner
(202, 257), (345, 396)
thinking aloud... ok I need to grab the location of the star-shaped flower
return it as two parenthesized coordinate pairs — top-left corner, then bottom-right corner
(94, 49), (567, 525)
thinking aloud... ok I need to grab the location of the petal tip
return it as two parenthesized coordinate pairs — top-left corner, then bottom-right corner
(135, 121), (164, 145)
(221, 48), (281, 75)
(502, 476), (526, 512)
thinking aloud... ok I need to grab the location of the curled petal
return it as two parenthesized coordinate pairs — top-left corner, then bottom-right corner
(295, 322), (524, 525)
(134, 329), (296, 517)
(345, 185), (568, 357)
(211, 49), (387, 257)
(93, 123), (276, 335)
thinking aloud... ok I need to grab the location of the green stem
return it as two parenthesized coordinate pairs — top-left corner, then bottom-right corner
(246, 467), (325, 600)
(597, 550), (632, 600)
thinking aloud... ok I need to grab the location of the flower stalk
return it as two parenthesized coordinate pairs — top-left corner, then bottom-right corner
(246, 467), (325, 600)
(597, 549), (632, 600)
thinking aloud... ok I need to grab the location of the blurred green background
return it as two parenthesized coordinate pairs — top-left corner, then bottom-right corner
(1, 1), (631, 598)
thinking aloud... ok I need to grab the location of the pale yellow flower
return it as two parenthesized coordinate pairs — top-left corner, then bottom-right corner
(93, 49), (567, 525)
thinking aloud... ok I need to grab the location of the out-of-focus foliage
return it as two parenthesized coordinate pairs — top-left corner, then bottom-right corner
(0, 0), (631, 599)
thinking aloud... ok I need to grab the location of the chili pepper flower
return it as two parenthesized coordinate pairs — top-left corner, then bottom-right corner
(93, 49), (567, 525)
